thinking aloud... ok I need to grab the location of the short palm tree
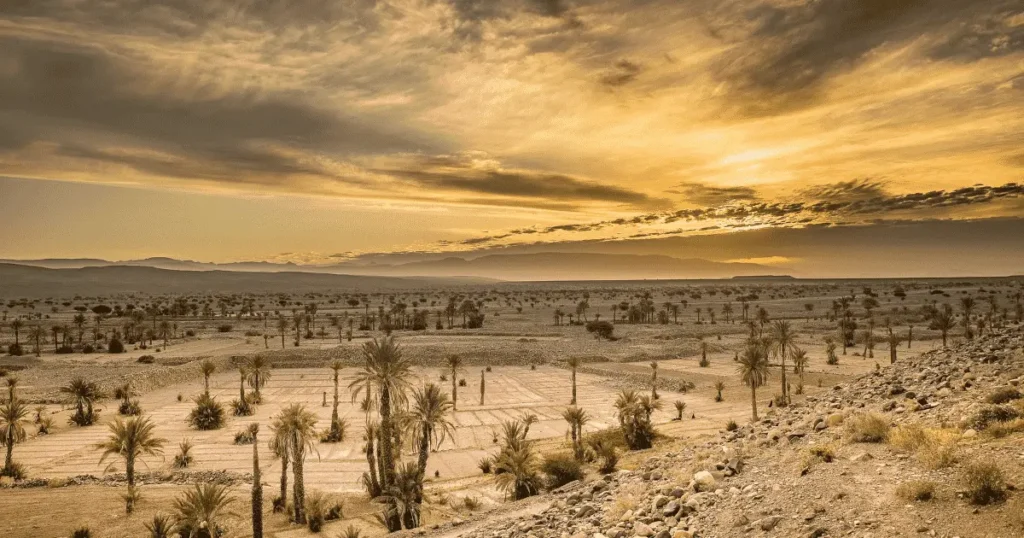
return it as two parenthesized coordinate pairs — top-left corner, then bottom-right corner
(445, 353), (465, 410)
(713, 381), (725, 402)
(199, 360), (216, 396)
(673, 400), (686, 420)
(566, 356), (582, 405)
(173, 483), (235, 538)
(325, 360), (345, 442)
(96, 415), (166, 513)
(1, 398), (29, 476)
(145, 514), (176, 538)
(493, 442), (542, 501)
(561, 406), (589, 460)
(737, 342), (770, 421)
(929, 306), (955, 348)
(379, 461), (421, 530)
(245, 355), (271, 402)
(5, 376), (19, 401)
(61, 377), (103, 426)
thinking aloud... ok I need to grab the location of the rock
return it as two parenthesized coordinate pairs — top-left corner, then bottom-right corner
(633, 522), (654, 537)
(693, 471), (716, 491)
(759, 516), (783, 531)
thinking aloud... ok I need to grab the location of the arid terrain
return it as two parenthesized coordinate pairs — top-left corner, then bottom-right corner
(1, 277), (1021, 538)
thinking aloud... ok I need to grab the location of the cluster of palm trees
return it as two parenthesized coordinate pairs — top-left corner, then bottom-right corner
(1, 377), (29, 478)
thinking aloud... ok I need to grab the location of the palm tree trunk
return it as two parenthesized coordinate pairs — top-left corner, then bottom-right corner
(751, 387), (758, 421)
(571, 368), (577, 405)
(378, 386), (401, 531)
(331, 372), (340, 435)
(480, 370), (485, 405)
(365, 434), (380, 496)
(252, 433), (263, 538)
(292, 438), (306, 524)
(278, 451), (289, 511)
(416, 425), (431, 505)
(5, 435), (14, 471)
(779, 344), (788, 404)
(451, 372), (457, 411)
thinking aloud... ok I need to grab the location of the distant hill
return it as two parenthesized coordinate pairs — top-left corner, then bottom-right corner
(1, 253), (775, 282)
(731, 275), (796, 281)
(0, 264), (488, 297)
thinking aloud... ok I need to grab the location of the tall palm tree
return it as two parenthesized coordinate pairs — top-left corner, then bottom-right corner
(886, 330), (901, 364)
(277, 404), (318, 524)
(61, 377), (103, 426)
(9, 319), (22, 346)
(361, 418), (382, 498)
(199, 360), (216, 396)
(28, 325), (45, 357)
(249, 423), (263, 538)
(566, 356), (582, 405)
(268, 416), (290, 513)
(790, 346), (808, 392)
(768, 320), (795, 405)
(649, 361), (659, 400)
(561, 406), (590, 461)
(348, 335), (413, 529)
(173, 483), (235, 538)
(0, 398), (29, 475)
(445, 354), (464, 410)
(406, 383), (455, 520)
(96, 415), (166, 513)
(276, 316), (289, 349)
(327, 359), (345, 441)
(929, 306), (955, 348)
(245, 355), (271, 402)
(737, 342), (770, 421)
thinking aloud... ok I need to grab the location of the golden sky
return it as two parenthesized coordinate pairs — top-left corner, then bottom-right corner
(0, 0), (1022, 274)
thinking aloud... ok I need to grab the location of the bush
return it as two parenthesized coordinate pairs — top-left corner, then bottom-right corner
(462, 496), (482, 510)
(585, 320), (615, 340)
(467, 312), (486, 329)
(233, 428), (256, 445)
(459, 378), (467, 387)
(725, 419), (738, 432)
(478, 457), (493, 474)
(56, 345), (75, 354)
(305, 490), (341, 533)
(185, 330), (196, 337)
(7, 343), (23, 356)
(119, 399), (143, 416)
(1, 462), (27, 480)
(137, 355), (155, 364)
(173, 439), (194, 469)
(108, 338), (125, 353)
(541, 453), (584, 489)
(244, 330), (261, 337)
(81, 344), (94, 353)
(845, 413), (890, 443)
(217, 324), (233, 333)
(231, 398), (254, 417)
(888, 425), (958, 469)
(588, 438), (620, 473)
(70, 527), (92, 538)
(966, 405), (1020, 431)
(896, 480), (936, 502)
(188, 394), (225, 430)
(145, 514), (176, 538)
(962, 461), (1006, 505)
(986, 387), (1022, 405)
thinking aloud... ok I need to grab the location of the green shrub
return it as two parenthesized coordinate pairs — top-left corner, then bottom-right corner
(541, 452), (584, 489)
(7, 343), (23, 356)
(478, 457), (493, 474)
(188, 394), (225, 430)
(108, 338), (125, 353)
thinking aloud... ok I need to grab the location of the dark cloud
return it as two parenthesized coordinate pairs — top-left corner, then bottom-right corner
(375, 155), (669, 209)
(800, 179), (889, 202)
(707, 0), (1022, 117)
(598, 59), (643, 87)
(0, 35), (433, 185)
(667, 181), (759, 206)
(528, 0), (571, 18)
(452, 181), (1024, 245)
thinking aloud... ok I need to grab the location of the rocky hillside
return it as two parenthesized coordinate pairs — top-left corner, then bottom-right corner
(436, 328), (1024, 538)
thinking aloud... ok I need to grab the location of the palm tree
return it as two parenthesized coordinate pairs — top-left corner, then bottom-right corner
(349, 335), (413, 530)
(886, 330), (901, 364)
(248, 423), (263, 538)
(5, 376), (18, 401)
(673, 400), (686, 420)
(445, 354), (465, 410)
(1, 398), (29, 476)
(493, 441), (542, 501)
(566, 356), (582, 405)
(929, 306), (955, 348)
(768, 320), (795, 405)
(200, 360), (216, 396)
(960, 297), (976, 340)
(737, 342), (770, 421)
(9, 319), (22, 346)
(360, 418), (382, 498)
(28, 325), (44, 357)
(713, 381), (725, 402)
(276, 316), (288, 349)
(650, 361), (659, 399)
(268, 416), (290, 513)
(276, 404), (319, 524)
(61, 377), (103, 426)
(407, 383), (455, 519)
(379, 461), (422, 530)
(480, 368), (486, 405)
(96, 415), (166, 513)
(326, 359), (346, 442)
(561, 406), (590, 461)
(245, 356), (271, 402)
(173, 483), (235, 538)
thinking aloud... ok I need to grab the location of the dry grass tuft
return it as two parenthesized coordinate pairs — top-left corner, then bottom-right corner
(845, 413), (890, 443)
(888, 424), (959, 469)
(896, 480), (936, 502)
(961, 460), (1006, 505)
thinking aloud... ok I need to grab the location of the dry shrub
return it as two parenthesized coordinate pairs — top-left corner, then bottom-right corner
(985, 387), (1022, 405)
(845, 413), (890, 443)
(984, 417), (1024, 439)
(604, 482), (643, 523)
(801, 443), (837, 474)
(896, 480), (936, 502)
(888, 425), (959, 469)
(961, 460), (1006, 505)
(826, 414), (845, 427)
(966, 405), (1020, 431)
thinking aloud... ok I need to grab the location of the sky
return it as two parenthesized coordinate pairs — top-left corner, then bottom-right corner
(0, 0), (1022, 276)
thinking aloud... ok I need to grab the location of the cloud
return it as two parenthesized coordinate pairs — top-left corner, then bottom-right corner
(375, 153), (669, 210)
(667, 181), (759, 206)
(800, 179), (889, 202)
(598, 59), (643, 87)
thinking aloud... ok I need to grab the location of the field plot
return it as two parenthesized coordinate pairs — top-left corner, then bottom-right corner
(15, 366), (703, 492)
